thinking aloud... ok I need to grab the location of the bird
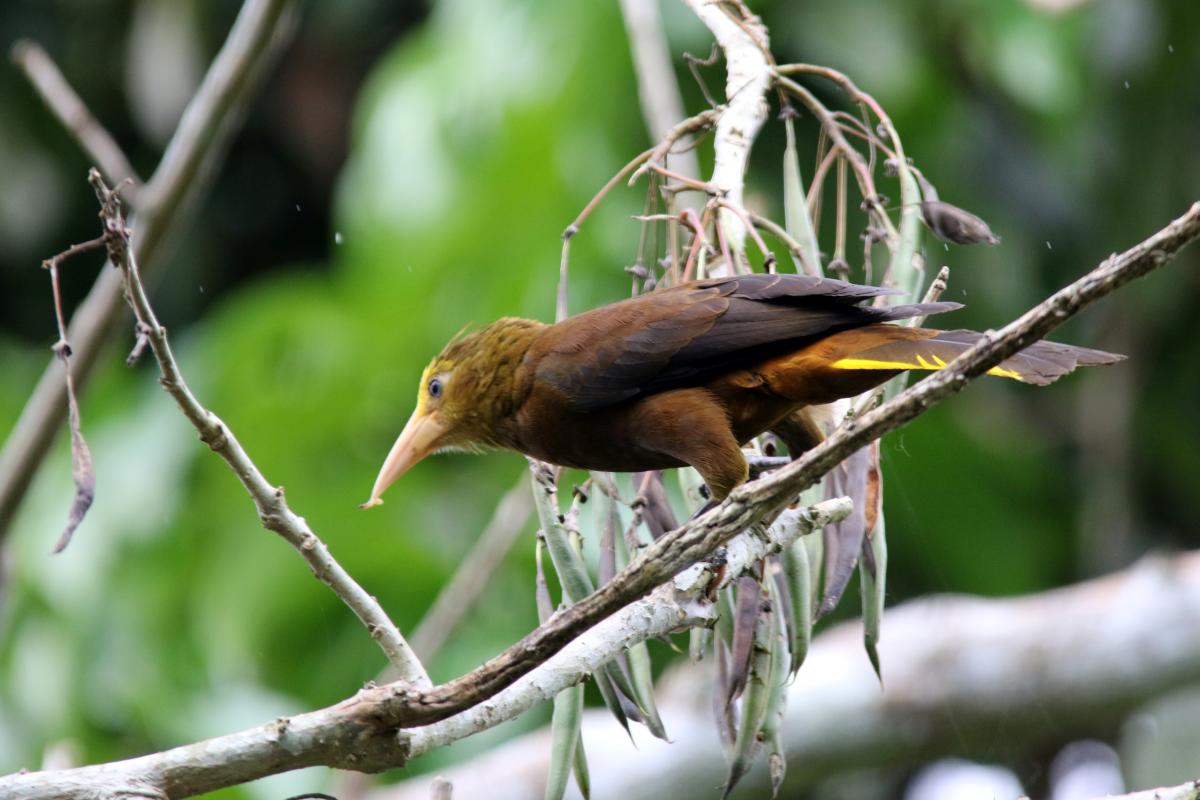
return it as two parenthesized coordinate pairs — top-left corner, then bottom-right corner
(362, 274), (1121, 509)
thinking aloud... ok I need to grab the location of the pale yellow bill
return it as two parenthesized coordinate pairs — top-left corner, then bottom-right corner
(361, 409), (447, 508)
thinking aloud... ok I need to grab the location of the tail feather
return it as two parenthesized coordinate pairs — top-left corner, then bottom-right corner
(871, 301), (962, 323)
(831, 327), (1124, 386)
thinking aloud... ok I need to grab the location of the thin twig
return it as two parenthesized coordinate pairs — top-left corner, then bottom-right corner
(41, 239), (106, 553)
(774, 74), (898, 250)
(88, 170), (430, 687)
(911, 266), (950, 328)
(11, 41), (142, 193)
(717, 200), (775, 272)
(557, 148), (654, 319)
(679, 208), (709, 283)
(0, 0), (299, 543)
(648, 164), (723, 197)
(630, 109), (721, 184)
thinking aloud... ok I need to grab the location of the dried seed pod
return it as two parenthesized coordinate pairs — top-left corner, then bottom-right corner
(723, 587), (776, 797)
(545, 682), (584, 800)
(921, 200), (1001, 245)
(860, 515), (888, 685)
(572, 734), (592, 800)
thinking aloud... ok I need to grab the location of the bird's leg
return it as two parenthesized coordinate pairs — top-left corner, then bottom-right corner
(769, 407), (826, 460)
(626, 388), (750, 510)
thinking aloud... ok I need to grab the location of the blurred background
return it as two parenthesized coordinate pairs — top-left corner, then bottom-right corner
(0, 0), (1197, 797)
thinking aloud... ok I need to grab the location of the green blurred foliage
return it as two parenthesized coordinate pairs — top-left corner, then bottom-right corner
(1, 0), (1198, 795)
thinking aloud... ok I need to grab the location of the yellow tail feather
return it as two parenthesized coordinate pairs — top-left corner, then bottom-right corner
(830, 355), (1024, 381)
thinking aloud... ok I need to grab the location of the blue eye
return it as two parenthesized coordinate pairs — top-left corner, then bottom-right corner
(428, 377), (443, 398)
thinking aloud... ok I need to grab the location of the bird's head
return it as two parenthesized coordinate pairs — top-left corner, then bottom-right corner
(361, 317), (543, 508)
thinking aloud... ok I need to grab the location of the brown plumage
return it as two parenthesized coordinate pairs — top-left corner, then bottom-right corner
(363, 274), (1121, 507)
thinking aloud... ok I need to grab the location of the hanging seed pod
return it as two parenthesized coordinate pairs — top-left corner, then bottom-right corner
(783, 537), (813, 675)
(713, 636), (737, 750)
(724, 587), (775, 797)
(545, 681), (585, 800)
(611, 517), (667, 739)
(921, 200), (1001, 246)
(819, 449), (869, 619)
(860, 513), (888, 685)
(761, 585), (792, 799)
(572, 732), (592, 800)
(727, 576), (763, 706)
(626, 639), (668, 740)
(768, 735), (787, 800)
(782, 115), (822, 276)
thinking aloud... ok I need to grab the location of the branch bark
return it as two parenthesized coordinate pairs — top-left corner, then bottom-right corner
(372, 550), (1200, 800)
(0, 0), (298, 542)
(0, 501), (852, 799)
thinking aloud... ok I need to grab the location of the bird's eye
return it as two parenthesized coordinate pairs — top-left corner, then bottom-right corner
(428, 377), (443, 398)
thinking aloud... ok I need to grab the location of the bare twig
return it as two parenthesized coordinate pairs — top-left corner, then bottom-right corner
(629, 109), (721, 184)
(376, 551), (1200, 800)
(748, 212), (815, 272)
(88, 171), (430, 688)
(716, 199), (775, 271)
(0, 0), (298, 543)
(40, 239), (106, 553)
(10, 41), (142, 192)
(0, 499), (852, 799)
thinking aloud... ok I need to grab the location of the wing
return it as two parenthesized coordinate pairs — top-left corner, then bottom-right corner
(532, 274), (959, 412)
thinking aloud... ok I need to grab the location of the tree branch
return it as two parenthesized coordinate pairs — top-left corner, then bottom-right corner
(0, 500), (851, 799)
(0, 0), (298, 542)
(84, 171), (430, 688)
(372, 550), (1200, 800)
(10, 40), (142, 192)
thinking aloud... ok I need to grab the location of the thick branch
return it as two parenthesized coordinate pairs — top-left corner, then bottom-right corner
(0, 0), (298, 541)
(0, 501), (850, 799)
(373, 550), (1200, 799)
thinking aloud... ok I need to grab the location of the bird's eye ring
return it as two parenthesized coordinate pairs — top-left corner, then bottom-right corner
(428, 377), (443, 398)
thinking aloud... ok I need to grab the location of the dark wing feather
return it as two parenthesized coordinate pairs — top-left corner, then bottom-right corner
(535, 274), (960, 412)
